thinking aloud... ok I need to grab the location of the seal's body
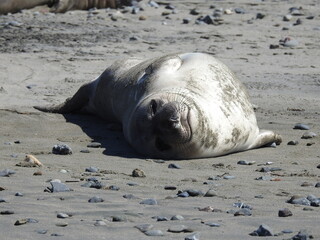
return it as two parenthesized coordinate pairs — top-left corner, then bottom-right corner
(35, 53), (281, 159)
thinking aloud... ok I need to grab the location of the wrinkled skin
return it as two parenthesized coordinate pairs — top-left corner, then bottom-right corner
(0, 0), (137, 15)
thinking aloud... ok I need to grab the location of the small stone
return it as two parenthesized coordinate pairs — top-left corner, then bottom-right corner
(144, 230), (164, 236)
(80, 149), (90, 153)
(94, 220), (107, 226)
(33, 171), (43, 176)
(183, 18), (191, 24)
(15, 192), (23, 197)
(0, 198), (6, 203)
(123, 194), (139, 199)
(140, 198), (157, 205)
(237, 160), (256, 165)
(46, 181), (71, 193)
(127, 182), (139, 186)
(223, 175), (235, 179)
(112, 215), (127, 222)
(204, 189), (217, 197)
(87, 142), (101, 148)
(185, 232), (200, 240)
(171, 215), (184, 220)
(107, 185), (120, 191)
(178, 191), (189, 197)
(57, 213), (70, 219)
(56, 222), (68, 227)
(164, 186), (177, 190)
(85, 166), (99, 173)
(168, 163), (181, 169)
(301, 132), (317, 139)
(233, 202), (252, 209)
(14, 219), (28, 226)
(301, 182), (313, 187)
(60, 169), (68, 174)
(185, 189), (204, 197)
(190, 8), (200, 15)
(135, 224), (153, 232)
(250, 224), (274, 236)
(292, 229), (312, 240)
(204, 222), (220, 227)
(168, 225), (187, 233)
(278, 208), (292, 217)
(1, 210), (14, 215)
(283, 14), (293, 21)
(256, 13), (265, 19)
(234, 208), (252, 216)
(199, 206), (214, 212)
(139, 16), (146, 21)
(234, 8), (246, 14)
(270, 44), (279, 49)
(282, 229), (293, 234)
(88, 196), (104, 203)
(155, 216), (169, 221)
(288, 140), (299, 145)
(0, 169), (16, 177)
(315, 182), (320, 188)
(280, 37), (299, 47)
(288, 196), (310, 206)
(132, 168), (145, 177)
(294, 123), (310, 130)
(52, 144), (72, 155)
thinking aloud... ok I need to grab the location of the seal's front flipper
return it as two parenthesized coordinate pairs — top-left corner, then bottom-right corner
(249, 130), (282, 149)
(34, 82), (91, 114)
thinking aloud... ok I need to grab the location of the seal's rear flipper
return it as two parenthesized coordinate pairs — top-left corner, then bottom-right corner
(249, 130), (282, 149)
(34, 82), (91, 114)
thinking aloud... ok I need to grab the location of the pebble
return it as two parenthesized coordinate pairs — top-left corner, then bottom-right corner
(155, 216), (169, 221)
(234, 208), (252, 216)
(60, 169), (68, 173)
(178, 191), (189, 197)
(184, 189), (204, 197)
(135, 224), (153, 232)
(52, 144), (72, 155)
(250, 224), (274, 236)
(190, 8), (200, 15)
(317, 164), (320, 169)
(80, 149), (90, 153)
(33, 171), (43, 176)
(294, 123), (310, 130)
(204, 189), (217, 197)
(315, 182), (320, 188)
(57, 213), (70, 219)
(255, 176), (272, 181)
(233, 202), (252, 209)
(15, 192), (24, 197)
(132, 168), (145, 177)
(0, 169), (16, 177)
(123, 194), (139, 199)
(140, 198), (157, 205)
(168, 163), (182, 169)
(234, 8), (246, 14)
(223, 175), (236, 180)
(112, 215), (127, 222)
(185, 232), (200, 240)
(292, 229), (313, 240)
(14, 219), (28, 226)
(256, 13), (266, 19)
(278, 208), (292, 217)
(287, 140), (299, 145)
(85, 166), (99, 173)
(168, 225), (187, 233)
(56, 222), (68, 227)
(148, 1), (159, 8)
(94, 220), (107, 226)
(301, 182), (313, 187)
(282, 229), (293, 234)
(144, 230), (164, 236)
(288, 196), (310, 206)
(88, 196), (104, 203)
(1, 210), (14, 215)
(280, 37), (299, 47)
(204, 222), (220, 227)
(301, 132), (317, 139)
(87, 142), (101, 148)
(0, 198), (6, 203)
(46, 181), (72, 193)
(283, 14), (292, 21)
(107, 185), (120, 191)
(164, 185), (177, 190)
(127, 182), (139, 186)
(183, 18), (191, 24)
(171, 215), (184, 220)
(237, 160), (256, 165)
(36, 229), (48, 234)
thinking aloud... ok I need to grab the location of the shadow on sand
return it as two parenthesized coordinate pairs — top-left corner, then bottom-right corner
(62, 113), (143, 159)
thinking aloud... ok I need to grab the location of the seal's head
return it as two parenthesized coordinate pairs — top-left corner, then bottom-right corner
(126, 92), (200, 159)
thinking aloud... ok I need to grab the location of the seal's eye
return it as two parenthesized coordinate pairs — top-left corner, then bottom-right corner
(150, 99), (157, 116)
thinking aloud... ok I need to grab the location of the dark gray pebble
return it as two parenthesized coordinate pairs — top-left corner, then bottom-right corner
(183, 18), (191, 24)
(288, 140), (299, 145)
(278, 208), (292, 217)
(123, 194), (138, 199)
(288, 196), (311, 206)
(256, 13), (266, 19)
(1, 210), (14, 215)
(237, 160), (255, 165)
(185, 189), (204, 197)
(52, 144), (72, 155)
(127, 182), (139, 186)
(80, 149), (90, 153)
(164, 185), (177, 190)
(317, 164), (320, 169)
(294, 123), (310, 130)
(0, 169), (16, 177)
(88, 196), (104, 203)
(315, 182), (320, 188)
(250, 224), (274, 236)
(51, 233), (64, 237)
(234, 8), (246, 14)
(190, 8), (200, 15)
(0, 198), (6, 203)
(292, 229), (313, 240)
(57, 213), (70, 219)
(82, 181), (104, 189)
(112, 215), (127, 222)
(168, 163), (181, 169)
(154, 216), (169, 221)
(168, 225), (187, 233)
(204, 222), (220, 227)
(46, 182), (72, 193)
(107, 185), (120, 191)
(87, 142), (101, 148)
(140, 198), (157, 205)
(171, 215), (184, 220)
(15, 192), (23, 197)
(185, 232), (200, 240)
(85, 166), (99, 173)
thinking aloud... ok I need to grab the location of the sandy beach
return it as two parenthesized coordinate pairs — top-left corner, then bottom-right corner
(0, 0), (319, 239)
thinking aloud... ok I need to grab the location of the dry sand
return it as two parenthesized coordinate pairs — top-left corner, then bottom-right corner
(0, 0), (319, 239)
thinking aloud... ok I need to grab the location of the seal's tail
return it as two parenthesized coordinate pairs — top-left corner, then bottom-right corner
(34, 82), (91, 114)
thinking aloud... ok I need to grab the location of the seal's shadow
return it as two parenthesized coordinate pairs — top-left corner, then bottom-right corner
(62, 113), (142, 159)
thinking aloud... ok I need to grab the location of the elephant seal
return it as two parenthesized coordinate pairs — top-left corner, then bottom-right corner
(35, 52), (282, 159)
(0, 0), (138, 15)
